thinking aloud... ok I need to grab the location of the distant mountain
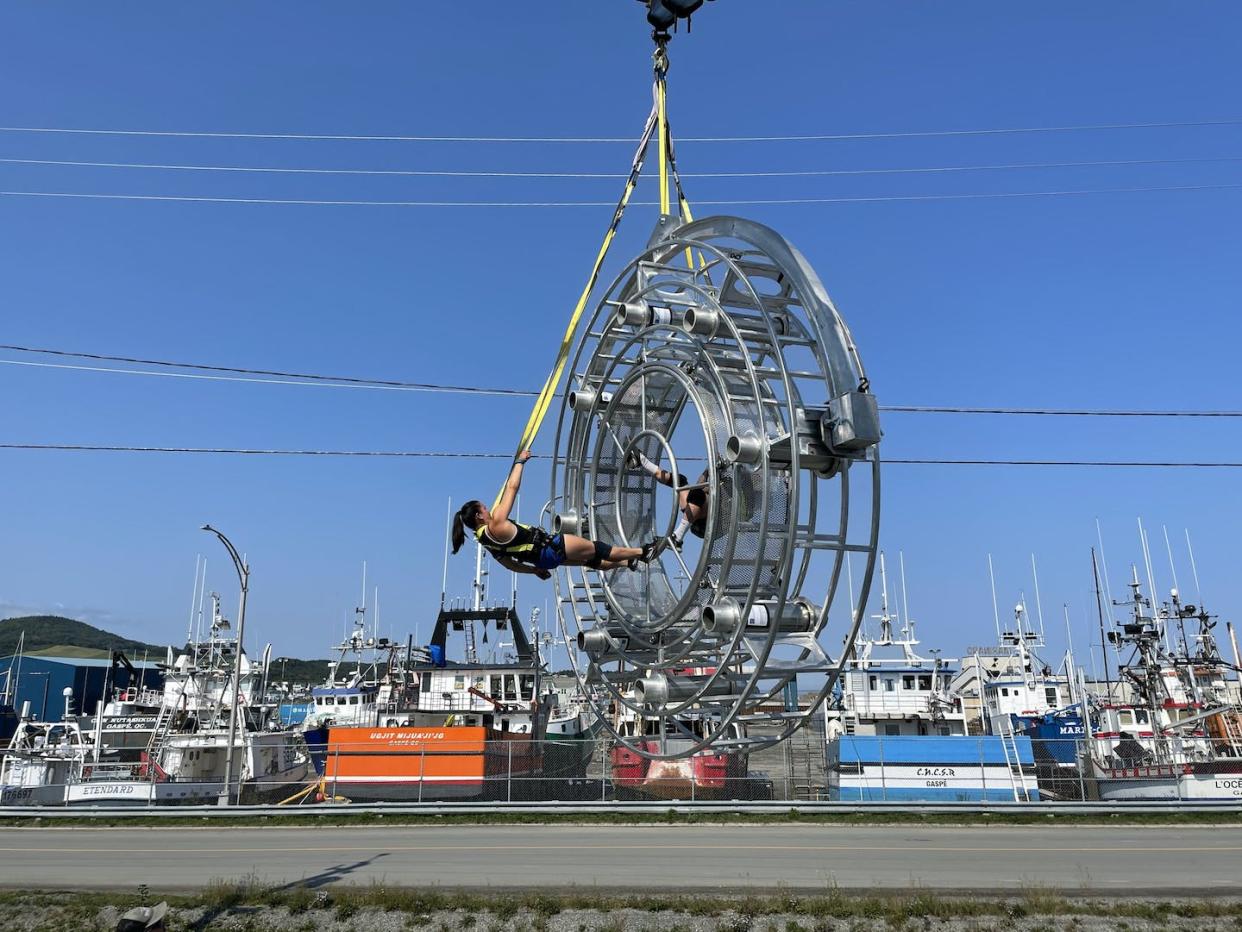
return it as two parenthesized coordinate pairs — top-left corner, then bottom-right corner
(0, 615), (329, 685)
(0, 615), (165, 658)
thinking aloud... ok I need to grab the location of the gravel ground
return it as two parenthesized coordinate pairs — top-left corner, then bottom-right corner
(0, 901), (1231, 932)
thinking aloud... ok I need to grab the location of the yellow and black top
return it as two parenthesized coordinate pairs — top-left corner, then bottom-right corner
(475, 521), (549, 565)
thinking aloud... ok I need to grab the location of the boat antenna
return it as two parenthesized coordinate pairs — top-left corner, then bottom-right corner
(1094, 518), (1121, 665)
(987, 553), (1001, 642)
(845, 552), (858, 644)
(1091, 547), (1114, 702)
(473, 542), (485, 611)
(3, 632), (23, 707)
(1161, 524), (1180, 599)
(187, 554), (202, 646)
(1061, 602), (1078, 705)
(876, 551), (892, 642)
(1184, 528), (1203, 605)
(1030, 553), (1047, 645)
(899, 551), (912, 640)
(440, 497), (452, 610)
(195, 558), (208, 648)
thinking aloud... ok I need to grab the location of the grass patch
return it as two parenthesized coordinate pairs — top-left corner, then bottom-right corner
(5, 885), (1242, 925)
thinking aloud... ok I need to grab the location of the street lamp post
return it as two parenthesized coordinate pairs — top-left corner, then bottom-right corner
(201, 524), (250, 806)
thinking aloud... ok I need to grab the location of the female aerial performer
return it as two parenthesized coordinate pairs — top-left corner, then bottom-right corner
(627, 450), (710, 550)
(451, 451), (655, 578)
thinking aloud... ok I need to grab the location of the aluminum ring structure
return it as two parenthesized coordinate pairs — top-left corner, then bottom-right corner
(549, 216), (881, 760)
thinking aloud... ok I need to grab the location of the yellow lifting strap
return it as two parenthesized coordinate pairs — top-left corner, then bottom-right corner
(494, 52), (694, 510)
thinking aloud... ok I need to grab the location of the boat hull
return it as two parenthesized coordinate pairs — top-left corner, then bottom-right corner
(1095, 763), (1242, 801)
(611, 742), (748, 800)
(321, 725), (541, 802)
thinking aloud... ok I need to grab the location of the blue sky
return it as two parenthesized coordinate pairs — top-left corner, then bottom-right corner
(1, 2), (1239, 670)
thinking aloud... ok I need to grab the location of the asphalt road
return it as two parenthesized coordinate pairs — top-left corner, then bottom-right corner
(1, 824), (1239, 893)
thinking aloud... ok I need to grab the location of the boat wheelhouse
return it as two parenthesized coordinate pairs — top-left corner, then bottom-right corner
(319, 605), (551, 802)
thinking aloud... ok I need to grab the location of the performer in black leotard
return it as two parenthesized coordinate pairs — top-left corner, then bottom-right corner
(451, 451), (656, 578)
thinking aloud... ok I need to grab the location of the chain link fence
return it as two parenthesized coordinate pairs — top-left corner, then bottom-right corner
(4, 724), (1242, 807)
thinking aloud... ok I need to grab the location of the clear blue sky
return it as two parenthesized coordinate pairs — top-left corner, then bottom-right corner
(2, 2), (1239, 670)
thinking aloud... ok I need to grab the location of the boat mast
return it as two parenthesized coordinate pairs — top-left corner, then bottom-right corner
(1091, 548), (1113, 703)
(187, 554), (202, 647)
(195, 558), (208, 649)
(1030, 554), (1047, 644)
(1137, 518), (1170, 653)
(1062, 603), (1078, 708)
(1184, 528), (1204, 605)
(987, 554), (1001, 643)
(440, 497), (452, 610)
(354, 562), (367, 681)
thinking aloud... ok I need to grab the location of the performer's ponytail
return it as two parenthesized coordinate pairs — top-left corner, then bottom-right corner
(451, 500), (483, 554)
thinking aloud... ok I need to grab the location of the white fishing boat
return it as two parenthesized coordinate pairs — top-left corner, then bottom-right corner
(1084, 571), (1242, 801)
(825, 554), (1038, 802)
(0, 598), (311, 807)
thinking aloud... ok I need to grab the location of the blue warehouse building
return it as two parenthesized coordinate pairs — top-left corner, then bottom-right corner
(0, 654), (164, 726)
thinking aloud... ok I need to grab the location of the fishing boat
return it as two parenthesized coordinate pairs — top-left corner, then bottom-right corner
(316, 598), (553, 802)
(541, 673), (604, 780)
(825, 556), (966, 740)
(1083, 571), (1242, 800)
(608, 666), (751, 800)
(72, 654), (164, 761)
(825, 554), (1038, 802)
(1, 602), (311, 807)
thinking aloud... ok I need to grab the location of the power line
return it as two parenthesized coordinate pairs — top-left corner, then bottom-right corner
(882, 405), (1242, 418)
(1, 118), (1240, 144)
(0, 344), (532, 397)
(4, 346), (1240, 418)
(0, 358), (533, 398)
(4, 182), (1240, 208)
(1, 443), (1239, 468)
(4, 154), (1240, 179)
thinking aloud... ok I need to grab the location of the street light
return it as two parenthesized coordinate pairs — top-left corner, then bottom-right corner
(201, 523), (249, 806)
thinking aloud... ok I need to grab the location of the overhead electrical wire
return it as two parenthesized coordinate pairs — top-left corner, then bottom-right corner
(2, 346), (1240, 418)
(0, 443), (1239, 468)
(2, 118), (1240, 143)
(3, 182), (1240, 208)
(3, 154), (1240, 179)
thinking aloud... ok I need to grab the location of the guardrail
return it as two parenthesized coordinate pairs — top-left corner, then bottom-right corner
(2, 799), (1241, 819)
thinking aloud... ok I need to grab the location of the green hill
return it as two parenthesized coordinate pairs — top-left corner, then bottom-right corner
(0, 614), (329, 686)
(0, 615), (165, 657)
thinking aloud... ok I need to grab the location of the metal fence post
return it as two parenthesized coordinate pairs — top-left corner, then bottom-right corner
(878, 735), (886, 803)
(1076, 739), (1086, 801)
(330, 742), (340, 801)
(978, 737), (986, 803)
(507, 741), (513, 803)
(418, 746), (426, 804)
(1173, 739), (1182, 802)
(784, 739), (793, 800)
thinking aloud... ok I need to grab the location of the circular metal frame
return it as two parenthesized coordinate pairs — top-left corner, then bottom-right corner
(550, 216), (881, 760)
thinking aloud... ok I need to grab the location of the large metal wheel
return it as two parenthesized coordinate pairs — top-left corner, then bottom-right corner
(549, 215), (881, 759)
